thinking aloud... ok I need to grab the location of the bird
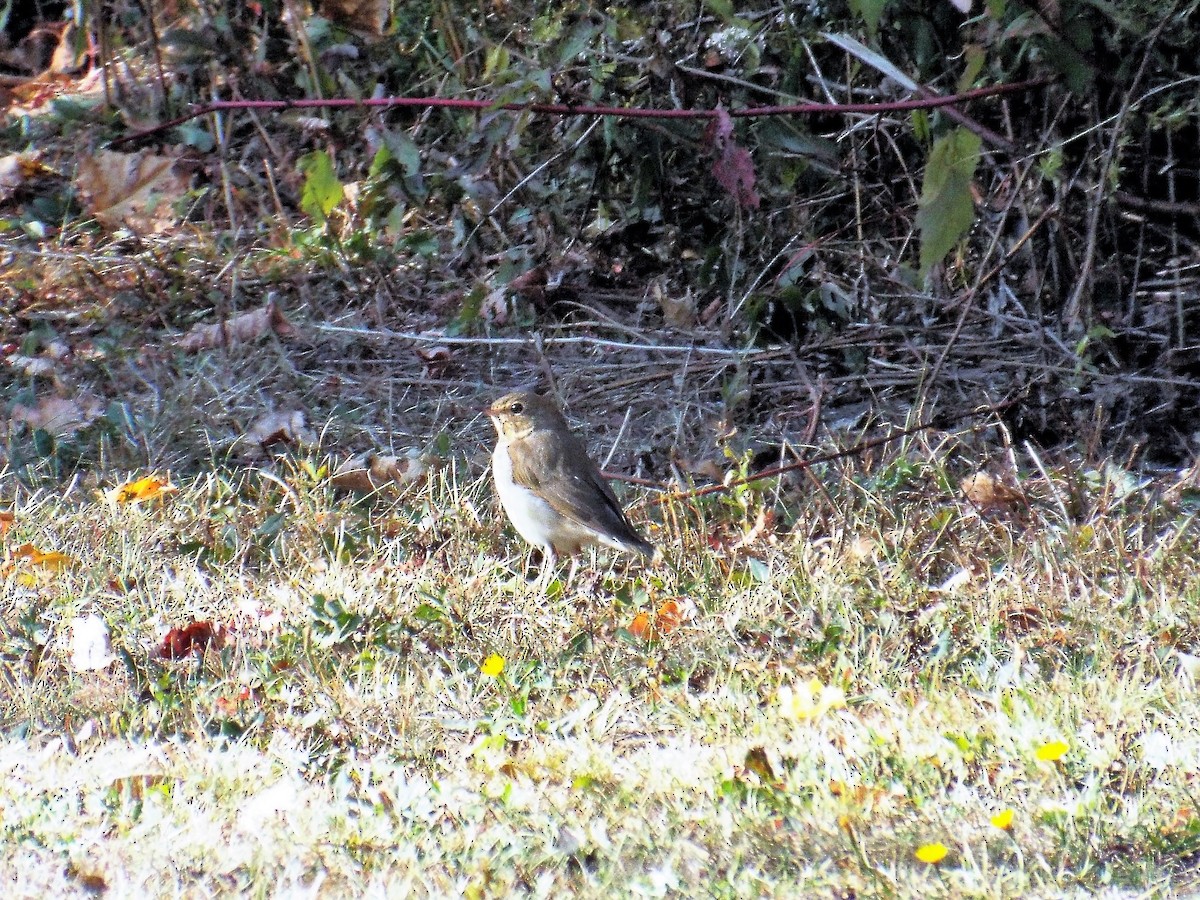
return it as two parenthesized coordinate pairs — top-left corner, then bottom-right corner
(482, 390), (654, 584)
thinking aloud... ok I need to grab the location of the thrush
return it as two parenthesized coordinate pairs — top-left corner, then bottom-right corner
(483, 391), (654, 581)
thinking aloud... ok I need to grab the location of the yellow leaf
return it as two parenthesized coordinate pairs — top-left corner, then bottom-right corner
(915, 842), (949, 864)
(1035, 740), (1069, 762)
(108, 474), (178, 504)
(778, 678), (846, 721)
(990, 809), (1014, 829)
(480, 654), (505, 677)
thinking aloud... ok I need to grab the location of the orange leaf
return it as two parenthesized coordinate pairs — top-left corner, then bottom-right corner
(655, 599), (683, 635)
(629, 611), (653, 640)
(108, 474), (177, 504)
(0, 511), (13, 538)
(628, 600), (689, 642)
(12, 543), (75, 570)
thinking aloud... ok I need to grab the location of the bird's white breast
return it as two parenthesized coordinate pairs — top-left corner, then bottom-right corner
(492, 442), (562, 550)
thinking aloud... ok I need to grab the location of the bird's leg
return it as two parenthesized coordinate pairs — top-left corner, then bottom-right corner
(535, 545), (558, 593)
(564, 555), (581, 591)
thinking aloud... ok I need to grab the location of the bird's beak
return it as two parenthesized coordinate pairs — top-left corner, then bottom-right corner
(478, 404), (499, 418)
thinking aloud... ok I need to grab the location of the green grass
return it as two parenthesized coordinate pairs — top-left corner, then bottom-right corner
(2, 448), (1200, 897)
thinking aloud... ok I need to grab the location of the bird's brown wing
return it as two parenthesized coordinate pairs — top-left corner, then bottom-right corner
(509, 429), (652, 554)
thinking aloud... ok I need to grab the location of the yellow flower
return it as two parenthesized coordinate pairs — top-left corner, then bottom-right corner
(778, 678), (846, 721)
(480, 654), (505, 677)
(915, 842), (949, 864)
(1035, 740), (1069, 762)
(990, 809), (1014, 829)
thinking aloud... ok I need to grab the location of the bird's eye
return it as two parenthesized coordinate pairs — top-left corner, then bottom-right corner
(510, 401), (525, 414)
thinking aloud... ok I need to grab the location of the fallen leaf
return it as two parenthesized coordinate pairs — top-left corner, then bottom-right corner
(629, 611), (654, 641)
(69, 614), (118, 671)
(0, 151), (52, 204)
(961, 471), (1024, 512)
(157, 621), (224, 659)
(75, 149), (190, 234)
(318, 0), (387, 35)
(106, 474), (178, 505)
(0, 511), (12, 538)
(414, 345), (455, 378)
(12, 542), (75, 570)
(244, 410), (315, 453)
(658, 284), (697, 329)
(9, 393), (103, 437)
(329, 449), (430, 493)
(628, 599), (691, 641)
(177, 298), (296, 352)
(675, 454), (725, 484)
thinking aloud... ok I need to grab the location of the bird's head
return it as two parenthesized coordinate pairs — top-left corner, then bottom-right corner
(482, 391), (566, 441)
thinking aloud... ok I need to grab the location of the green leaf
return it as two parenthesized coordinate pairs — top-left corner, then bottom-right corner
(297, 150), (343, 223)
(956, 44), (986, 94)
(703, 0), (737, 23)
(916, 128), (981, 279)
(848, 0), (890, 40)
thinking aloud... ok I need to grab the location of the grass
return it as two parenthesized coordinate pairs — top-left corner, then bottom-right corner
(3, 424), (1200, 898)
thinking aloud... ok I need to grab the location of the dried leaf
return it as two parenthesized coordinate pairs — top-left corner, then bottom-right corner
(5, 353), (58, 377)
(960, 471), (1024, 512)
(157, 621), (225, 659)
(70, 614), (118, 671)
(0, 151), (51, 204)
(324, 0), (384, 35)
(75, 149), (190, 234)
(414, 345), (454, 378)
(628, 598), (691, 641)
(244, 411), (315, 453)
(177, 299), (296, 352)
(675, 454), (726, 484)
(657, 280), (696, 329)
(0, 511), (13, 538)
(329, 449), (429, 493)
(9, 394), (103, 437)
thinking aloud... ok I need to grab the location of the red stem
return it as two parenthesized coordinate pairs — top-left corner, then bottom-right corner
(109, 78), (1052, 148)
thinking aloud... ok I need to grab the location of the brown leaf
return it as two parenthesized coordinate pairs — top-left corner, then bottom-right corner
(0, 151), (51, 204)
(157, 621), (225, 659)
(75, 149), (190, 234)
(414, 345), (455, 378)
(960, 472), (1024, 512)
(319, 0), (388, 35)
(10, 393), (103, 437)
(656, 278), (696, 329)
(675, 454), (726, 484)
(329, 449), (430, 493)
(177, 299), (296, 352)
